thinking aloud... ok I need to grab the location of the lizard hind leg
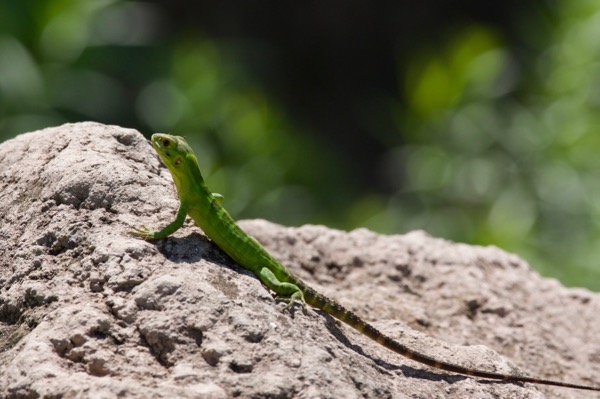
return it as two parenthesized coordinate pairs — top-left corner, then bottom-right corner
(278, 291), (307, 313)
(258, 267), (307, 312)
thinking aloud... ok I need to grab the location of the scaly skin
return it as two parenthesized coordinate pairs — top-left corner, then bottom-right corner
(130, 133), (600, 392)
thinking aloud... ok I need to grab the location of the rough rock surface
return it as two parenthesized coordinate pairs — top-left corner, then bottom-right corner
(0, 122), (599, 399)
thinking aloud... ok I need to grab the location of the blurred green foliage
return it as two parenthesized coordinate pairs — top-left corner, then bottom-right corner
(0, 0), (599, 290)
(385, 0), (600, 288)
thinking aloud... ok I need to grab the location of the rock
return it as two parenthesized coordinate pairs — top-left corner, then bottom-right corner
(0, 122), (598, 398)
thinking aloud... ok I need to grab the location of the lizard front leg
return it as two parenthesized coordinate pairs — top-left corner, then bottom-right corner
(129, 203), (189, 240)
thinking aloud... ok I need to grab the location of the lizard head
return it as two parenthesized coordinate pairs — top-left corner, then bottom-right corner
(150, 133), (205, 191)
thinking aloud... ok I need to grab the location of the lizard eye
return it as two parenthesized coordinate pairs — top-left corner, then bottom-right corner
(162, 139), (171, 147)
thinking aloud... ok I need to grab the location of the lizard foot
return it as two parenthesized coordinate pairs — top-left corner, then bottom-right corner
(128, 225), (158, 240)
(276, 292), (308, 315)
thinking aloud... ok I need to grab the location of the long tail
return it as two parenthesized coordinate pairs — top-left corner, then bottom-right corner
(299, 282), (600, 392)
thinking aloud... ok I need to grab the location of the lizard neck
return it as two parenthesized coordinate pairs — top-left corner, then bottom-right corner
(171, 153), (211, 200)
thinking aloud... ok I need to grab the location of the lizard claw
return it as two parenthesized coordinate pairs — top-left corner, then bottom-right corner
(276, 292), (308, 315)
(128, 225), (157, 240)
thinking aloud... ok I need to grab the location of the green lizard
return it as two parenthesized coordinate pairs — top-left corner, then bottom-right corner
(130, 133), (600, 392)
